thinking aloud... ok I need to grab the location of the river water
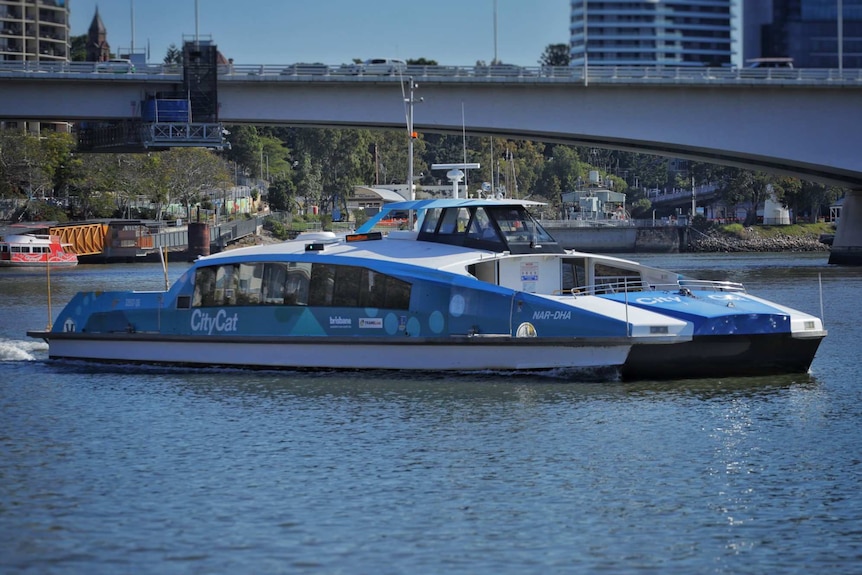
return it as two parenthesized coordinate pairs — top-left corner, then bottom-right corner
(1, 252), (861, 574)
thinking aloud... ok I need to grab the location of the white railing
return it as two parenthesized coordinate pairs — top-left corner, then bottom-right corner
(565, 277), (745, 297)
(1, 60), (861, 86)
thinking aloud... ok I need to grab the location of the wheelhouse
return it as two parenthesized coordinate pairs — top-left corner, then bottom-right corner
(359, 199), (564, 255)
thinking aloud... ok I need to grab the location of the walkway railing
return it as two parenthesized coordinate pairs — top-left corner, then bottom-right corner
(2, 61), (861, 86)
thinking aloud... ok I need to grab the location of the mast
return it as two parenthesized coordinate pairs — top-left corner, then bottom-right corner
(405, 78), (422, 226)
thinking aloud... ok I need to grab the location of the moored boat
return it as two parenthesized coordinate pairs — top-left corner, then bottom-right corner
(27, 199), (826, 380)
(0, 233), (78, 267)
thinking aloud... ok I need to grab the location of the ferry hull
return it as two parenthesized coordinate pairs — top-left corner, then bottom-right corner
(0, 259), (78, 268)
(621, 332), (825, 380)
(29, 332), (634, 373)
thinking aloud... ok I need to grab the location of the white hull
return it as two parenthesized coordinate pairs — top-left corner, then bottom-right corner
(40, 334), (632, 372)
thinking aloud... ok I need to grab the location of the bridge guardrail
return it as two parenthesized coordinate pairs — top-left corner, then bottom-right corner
(2, 61), (861, 86)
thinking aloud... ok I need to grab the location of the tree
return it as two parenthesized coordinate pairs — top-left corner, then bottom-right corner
(539, 43), (570, 67)
(156, 148), (230, 220)
(70, 34), (88, 61)
(777, 178), (843, 222)
(539, 145), (581, 197)
(267, 177), (297, 212)
(0, 130), (50, 197)
(714, 168), (774, 225)
(293, 152), (323, 215)
(223, 125), (263, 176)
(164, 44), (182, 65)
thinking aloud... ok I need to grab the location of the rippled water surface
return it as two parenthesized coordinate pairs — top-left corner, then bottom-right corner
(2, 254), (861, 574)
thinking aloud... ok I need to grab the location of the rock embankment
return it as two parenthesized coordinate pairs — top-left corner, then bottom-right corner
(688, 228), (830, 253)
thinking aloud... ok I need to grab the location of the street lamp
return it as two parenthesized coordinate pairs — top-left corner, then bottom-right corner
(405, 77), (423, 227)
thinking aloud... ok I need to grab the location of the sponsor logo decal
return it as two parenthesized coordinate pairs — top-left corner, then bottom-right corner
(190, 309), (239, 334)
(329, 316), (352, 328)
(359, 318), (383, 329)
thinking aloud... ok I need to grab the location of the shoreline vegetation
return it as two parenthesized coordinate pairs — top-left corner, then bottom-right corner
(238, 220), (835, 253)
(687, 222), (833, 253)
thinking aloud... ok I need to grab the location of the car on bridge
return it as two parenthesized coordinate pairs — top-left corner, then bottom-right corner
(342, 58), (407, 76)
(95, 58), (135, 74)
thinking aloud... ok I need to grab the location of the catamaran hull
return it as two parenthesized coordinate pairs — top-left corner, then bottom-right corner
(30, 332), (634, 373)
(622, 332), (825, 380)
(0, 260), (78, 268)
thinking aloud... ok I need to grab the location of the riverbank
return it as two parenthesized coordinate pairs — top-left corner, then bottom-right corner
(687, 223), (832, 253)
(231, 223), (833, 254)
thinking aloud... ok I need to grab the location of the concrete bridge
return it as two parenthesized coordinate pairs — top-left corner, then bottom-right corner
(2, 61), (862, 263)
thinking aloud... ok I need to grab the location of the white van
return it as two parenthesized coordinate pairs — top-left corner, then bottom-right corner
(361, 58), (406, 75)
(95, 58), (136, 73)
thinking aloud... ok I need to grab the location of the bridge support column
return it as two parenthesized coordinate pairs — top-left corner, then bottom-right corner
(829, 189), (862, 265)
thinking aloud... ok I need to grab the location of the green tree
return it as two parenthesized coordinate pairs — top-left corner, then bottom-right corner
(539, 43), (570, 67)
(407, 58), (438, 66)
(0, 130), (50, 197)
(777, 178), (843, 222)
(70, 34), (87, 61)
(630, 197), (653, 219)
(164, 44), (182, 65)
(715, 168), (774, 225)
(267, 177), (297, 212)
(293, 152), (323, 214)
(223, 125), (262, 176)
(539, 145), (581, 198)
(156, 148), (230, 219)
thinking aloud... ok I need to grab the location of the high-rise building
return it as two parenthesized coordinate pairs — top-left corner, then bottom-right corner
(0, 0), (70, 62)
(759, 0), (862, 68)
(570, 0), (735, 67)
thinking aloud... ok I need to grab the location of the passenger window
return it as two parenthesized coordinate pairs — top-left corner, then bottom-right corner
(308, 264), (335, 306)
(285, 263), (312, 305)
(562, 258), (587, 291)
(333, 266), (362, 307)
(193, 267), (218, 306)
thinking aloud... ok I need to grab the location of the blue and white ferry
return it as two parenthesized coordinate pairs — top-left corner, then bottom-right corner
(28, 199), (826, 380)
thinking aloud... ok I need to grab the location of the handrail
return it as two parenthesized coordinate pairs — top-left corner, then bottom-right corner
(566, 278), (746, 297)
(1, 60), (861, 86)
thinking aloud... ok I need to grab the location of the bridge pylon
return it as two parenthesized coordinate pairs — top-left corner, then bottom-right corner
(829, 189), (862, 265)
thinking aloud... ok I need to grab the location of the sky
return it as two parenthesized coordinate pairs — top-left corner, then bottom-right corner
(70, 0), (570, 67)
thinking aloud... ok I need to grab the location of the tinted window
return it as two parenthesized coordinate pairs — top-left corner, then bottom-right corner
(193, 262), (411, 310)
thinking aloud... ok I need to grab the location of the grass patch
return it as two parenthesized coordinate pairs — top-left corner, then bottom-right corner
(716, 222), (833, 239)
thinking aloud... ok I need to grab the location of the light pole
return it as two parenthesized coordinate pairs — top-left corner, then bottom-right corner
(405, 77), (422, 226)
